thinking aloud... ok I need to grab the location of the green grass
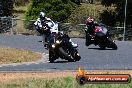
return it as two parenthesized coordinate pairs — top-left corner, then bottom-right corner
(0, 77), (132, 88)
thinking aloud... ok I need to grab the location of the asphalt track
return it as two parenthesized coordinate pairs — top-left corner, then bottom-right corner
(0, 34), (132, 71)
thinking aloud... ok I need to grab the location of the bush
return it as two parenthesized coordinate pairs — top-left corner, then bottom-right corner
(67, 3), (106, 24)
(25, 0), (77, 24)
(67, 3), (116, 25)
(14, 0), (29, 6)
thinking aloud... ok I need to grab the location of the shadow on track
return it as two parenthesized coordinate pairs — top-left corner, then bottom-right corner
(50, 60), (76, 63)
(88, 47), (116, 50)
(51, 60), (69, 63)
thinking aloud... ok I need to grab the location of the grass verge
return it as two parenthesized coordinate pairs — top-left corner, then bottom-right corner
(0, 71), (132, 88)
(0, 47), (42, 64)
(0, 76), (131, 88)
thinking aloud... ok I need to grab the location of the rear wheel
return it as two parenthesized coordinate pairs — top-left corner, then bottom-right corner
(74, 54), (81, 61)
(99, 44), (106, 50)
(71, 50), (81, 61)
(107, 38), (117, 50)
(110, 41), (117, 50)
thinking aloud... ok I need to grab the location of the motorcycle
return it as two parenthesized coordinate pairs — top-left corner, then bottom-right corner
(48, 32), (81, 63)
(41, 21), (81, 63)
(85, 24), (117, 50)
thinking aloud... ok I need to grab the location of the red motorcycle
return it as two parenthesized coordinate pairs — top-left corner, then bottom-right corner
(85, 24), (117, 50)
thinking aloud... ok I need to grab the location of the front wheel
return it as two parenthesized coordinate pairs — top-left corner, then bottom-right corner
(59, 47), (75, 62)
(49, 50), (56, 63)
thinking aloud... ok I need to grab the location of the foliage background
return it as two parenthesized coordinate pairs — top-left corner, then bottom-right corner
(0, 0), (13, 17)
(25, 0), (78, 22)
(101, 0), (132, 27)
(0, 0), (132, 27)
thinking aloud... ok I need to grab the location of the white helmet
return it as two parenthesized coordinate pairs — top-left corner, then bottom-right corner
(39, 12), (45, 19)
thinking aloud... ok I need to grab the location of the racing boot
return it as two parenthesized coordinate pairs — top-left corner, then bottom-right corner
(69, 39), (78, 48)
(43, 37), (48, 49)
(86, 33), (92, 46)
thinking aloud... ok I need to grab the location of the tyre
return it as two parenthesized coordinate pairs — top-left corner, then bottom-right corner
(110, 41), (117, 50)
(59, 47), (75, 62)
(107, 38), (118, 50)
(72, 50), (81, 61)
(75, 54), (81, 61)
(99, 44), (106, 50)
(49, 50), (55, 63)
(68, 58), (75, 62)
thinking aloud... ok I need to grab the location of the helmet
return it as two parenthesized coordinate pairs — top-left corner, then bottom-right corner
(39, 12), (46, 19)
(86, 17), (94, 23)
(86, 17), (95, 28)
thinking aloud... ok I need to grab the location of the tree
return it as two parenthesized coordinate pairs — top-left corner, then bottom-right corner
(25, 0), (77, 22)
(100, 10), (116, 26)
(101, 0), (132, 27)
(14, 0), (29, 6)
(70, 0), (81, 5)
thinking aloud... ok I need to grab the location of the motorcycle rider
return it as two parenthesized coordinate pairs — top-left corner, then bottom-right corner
(85, 17), (99, 46)
(34, 11), (78, 48)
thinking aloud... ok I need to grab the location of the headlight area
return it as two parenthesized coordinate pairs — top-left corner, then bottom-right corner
(51, 44), (56, 48)
(51, 40), (61, 48)
(56, 40), (60, 44)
